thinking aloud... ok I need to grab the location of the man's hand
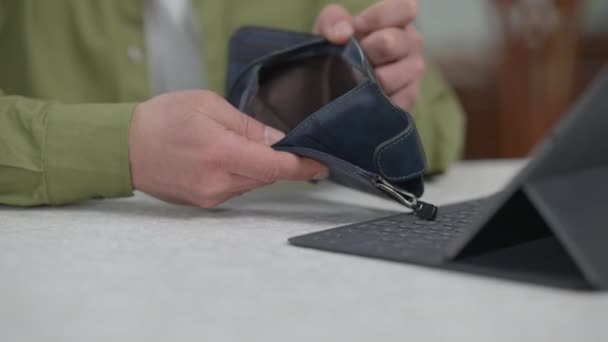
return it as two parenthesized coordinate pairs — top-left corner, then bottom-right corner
(314, 0), (424, 110)
(129, 91), (328, 208)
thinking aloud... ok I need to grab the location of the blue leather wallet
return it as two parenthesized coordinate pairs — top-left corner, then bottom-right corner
(226, 26), (437, 220)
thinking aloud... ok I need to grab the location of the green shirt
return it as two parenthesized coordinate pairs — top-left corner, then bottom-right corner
(0, 0), (466, 206)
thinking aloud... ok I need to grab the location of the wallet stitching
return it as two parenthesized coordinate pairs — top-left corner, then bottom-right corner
(377, 126), (419, 181)
(288, 80), (424, 182)
(373, 85), (424, 181)
(378, 126), (425, 181)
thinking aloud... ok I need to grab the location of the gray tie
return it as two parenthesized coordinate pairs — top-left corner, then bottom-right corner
(144, 0), (207, 94)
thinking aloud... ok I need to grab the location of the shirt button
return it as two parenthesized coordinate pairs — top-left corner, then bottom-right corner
(127, 45), (144, 63)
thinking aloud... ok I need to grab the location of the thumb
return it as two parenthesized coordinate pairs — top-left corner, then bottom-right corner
(225, 132), (330, 182)
(195, 91), (286, 145)
(313, 4), (355, 44)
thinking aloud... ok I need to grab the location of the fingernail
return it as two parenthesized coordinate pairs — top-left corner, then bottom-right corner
(313, 169), (330, 180)
(264, 126), (285, 145)
(332, 21), (353, 39)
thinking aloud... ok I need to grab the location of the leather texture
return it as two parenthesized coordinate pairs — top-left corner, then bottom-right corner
(225, 26), (428, 202)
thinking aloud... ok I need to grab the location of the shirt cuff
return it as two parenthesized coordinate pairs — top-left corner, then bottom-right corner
(44, 102), (136, 204)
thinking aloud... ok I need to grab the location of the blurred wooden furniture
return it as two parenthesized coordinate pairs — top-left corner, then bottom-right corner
(437, 0), (601, 159)
(493, 0), (583, 157)
(575, 27), (608, 101)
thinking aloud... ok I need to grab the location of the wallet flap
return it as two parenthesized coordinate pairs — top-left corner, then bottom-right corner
(373, 120), (427, 183)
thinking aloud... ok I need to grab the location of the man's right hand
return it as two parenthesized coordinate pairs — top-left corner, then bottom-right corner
(128, 90), (328, 208)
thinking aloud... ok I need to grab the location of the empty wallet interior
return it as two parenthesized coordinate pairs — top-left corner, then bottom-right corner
(245, 54), (367, 133)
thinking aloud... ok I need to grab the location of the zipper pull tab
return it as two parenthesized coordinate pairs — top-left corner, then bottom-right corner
(372, 176), (438, 221)
(412, 201), (438, 220)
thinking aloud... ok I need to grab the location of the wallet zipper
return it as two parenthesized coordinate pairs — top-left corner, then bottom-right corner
(276, 147), (437, 220)
(372, 176), (438, 220)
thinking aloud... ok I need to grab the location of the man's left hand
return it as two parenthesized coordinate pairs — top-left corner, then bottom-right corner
(313, 0), (424, 111)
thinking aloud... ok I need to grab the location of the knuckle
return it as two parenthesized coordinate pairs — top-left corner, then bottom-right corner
(236, 114), (250, 137)
(375, 68), (390, 88)
(404, 0), (418, 18)
(367, 13), (381, 29)
(378, 32), (396, 55)
(260, 166), (280, 184)
(238, 115), (262, 140)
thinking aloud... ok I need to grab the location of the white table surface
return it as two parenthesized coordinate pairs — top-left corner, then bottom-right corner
(1, 159), (606, 342)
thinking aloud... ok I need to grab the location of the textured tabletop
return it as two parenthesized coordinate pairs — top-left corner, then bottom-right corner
(1, 159), (606, 342)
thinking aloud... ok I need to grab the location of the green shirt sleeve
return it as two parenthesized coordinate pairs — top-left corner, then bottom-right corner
(0, 95), (135, 206)
(410, 64), (466, 174)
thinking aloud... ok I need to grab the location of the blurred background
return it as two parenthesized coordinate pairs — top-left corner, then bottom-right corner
(417, 0), (608, 159)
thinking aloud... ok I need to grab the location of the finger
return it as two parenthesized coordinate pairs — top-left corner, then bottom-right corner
(202, 95), (286, 146)
(313, 4), (355, 44)
(390, 80), (422, 111)
(355, 0), (418, 36)
(208, 178), (276, 207)
(197, 190), (241, 209)
(375, 54), (425, 95)
(199, 175), (265, 208)
(228, 173), (268, 193)
(222, 132), (329, 183)
(360, 26), (422, 66)
(205, 190), (249, 208)
(194, 173), (265, 208)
